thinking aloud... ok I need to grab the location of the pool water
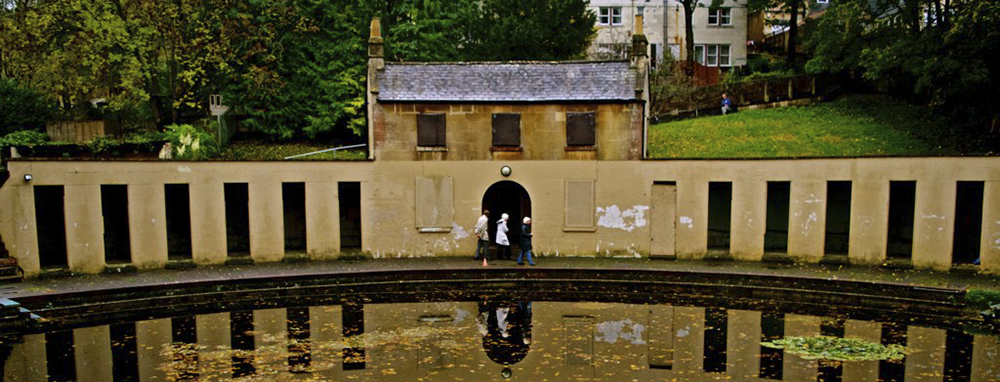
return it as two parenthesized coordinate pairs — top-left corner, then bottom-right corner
(3, 295), (997, 382)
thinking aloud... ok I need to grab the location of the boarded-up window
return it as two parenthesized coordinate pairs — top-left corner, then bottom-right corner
(417, 113), (446, 147)
(415, 176), (454, 231)
(565, 180), (595, 230)
(566, 112), (596, 146)
(492, 113), (521, 147)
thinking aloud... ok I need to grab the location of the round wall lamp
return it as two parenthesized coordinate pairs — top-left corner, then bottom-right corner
(501, 367), (512, 378)
(500, 165), (512, 177)
(23, 174), (32, 182)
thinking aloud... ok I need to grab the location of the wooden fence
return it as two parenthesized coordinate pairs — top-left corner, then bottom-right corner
(45, 120), (121, 143)
(655, 75), (822, 118)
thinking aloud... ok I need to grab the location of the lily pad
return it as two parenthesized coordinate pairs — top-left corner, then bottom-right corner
(762, 336), (908, 361)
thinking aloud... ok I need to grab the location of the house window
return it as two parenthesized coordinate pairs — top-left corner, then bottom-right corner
(719, 45), (731, 66)
(817, 0), (828, 3)
(417, 113), (446, 147)
(599, 7), (623, 25)
(566, 112), (596, 147)
(492, 113), (521, 147)
(708, 8), (732, 26)
(697, 44), (731, 67)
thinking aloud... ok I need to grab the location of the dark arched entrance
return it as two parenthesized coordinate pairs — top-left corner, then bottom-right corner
(482, 181), (531, 255)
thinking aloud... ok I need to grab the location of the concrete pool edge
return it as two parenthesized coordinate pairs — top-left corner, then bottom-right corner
(0, 257), (994, 336)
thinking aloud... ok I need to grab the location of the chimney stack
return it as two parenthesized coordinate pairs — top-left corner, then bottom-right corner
(632, 14), (648, 61)
(369, 18), (384, 59)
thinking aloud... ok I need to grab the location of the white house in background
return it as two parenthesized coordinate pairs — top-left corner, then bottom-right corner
(588, 0), (748, 69)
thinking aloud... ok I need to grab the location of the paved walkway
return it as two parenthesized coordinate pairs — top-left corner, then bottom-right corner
(1, 257), (998, 300)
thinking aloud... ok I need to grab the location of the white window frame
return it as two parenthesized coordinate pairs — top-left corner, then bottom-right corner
(718, 45), (731, 66)
(817, 0), (829, 3)
(693, 45), (706, 65)
(697, 44), (731, 67)
(598, 7), (623, 26)
(708, 8), (732, 26)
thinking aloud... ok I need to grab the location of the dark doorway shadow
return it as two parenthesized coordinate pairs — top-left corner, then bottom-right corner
(479, 301), (532, 366)
(482, 181), (531, 257)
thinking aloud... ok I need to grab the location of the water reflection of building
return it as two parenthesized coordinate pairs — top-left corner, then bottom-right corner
(4, 302), (999, 381)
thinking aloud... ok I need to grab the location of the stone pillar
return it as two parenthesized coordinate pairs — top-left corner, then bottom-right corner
(359, 181), (372, 254)
(310, 305), (343, 376)
(255, 308), (288, 374)
(196, 313), (232, 380)
(74, 326), (113, 382)
(980, 182), (1000, 274)
(673, 307), (705, 372)
(849, 181), (889, 265)
(783, 315), (819, 382)
(306, 182), (340, 259)
(3, 333), (47, 381)
(726, 310), (761, 379)
(189, 182), (227, 265)
(136, 318), (172, 382)
(12, 185), (40, 277)
(64, 184), (105, 273)
(129, 183), (168, 269)
(912, 180), (956, 271)
(788, 181), (826, 262)
(904, 326), (945, 382)
(675, 181), (708, 258)
(249, 181), (284, 262)
(731, 181), (766, 260)
(843, 320), (881, 382)
(972, 335), (999, 381)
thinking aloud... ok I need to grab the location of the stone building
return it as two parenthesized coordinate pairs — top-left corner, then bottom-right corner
(587, 0), (749, 69)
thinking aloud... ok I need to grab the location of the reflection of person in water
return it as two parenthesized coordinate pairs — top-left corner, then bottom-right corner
(478, 301), (533, 365)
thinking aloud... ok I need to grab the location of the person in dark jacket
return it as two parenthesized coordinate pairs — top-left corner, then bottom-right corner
(517, 217), (535, 266)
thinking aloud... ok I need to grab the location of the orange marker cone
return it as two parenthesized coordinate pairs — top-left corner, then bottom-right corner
(482, 257), (488, 267)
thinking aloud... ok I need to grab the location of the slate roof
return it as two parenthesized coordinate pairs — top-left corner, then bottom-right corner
(377, 61), (638, 102)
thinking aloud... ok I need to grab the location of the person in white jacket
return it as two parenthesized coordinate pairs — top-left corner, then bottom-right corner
(495, 213), (511, 260)
(474, 210), (490, 260)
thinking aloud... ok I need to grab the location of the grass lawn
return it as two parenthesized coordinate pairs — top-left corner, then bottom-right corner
(648, 94), (990, 159)
(219, 140), (367, 160)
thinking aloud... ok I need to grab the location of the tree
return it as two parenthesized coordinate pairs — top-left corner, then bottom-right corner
(805, 0), (1000, 130)
(464, 0), (596, 61)
(0, 79), (53, 134)
(748, 0), (808, 69)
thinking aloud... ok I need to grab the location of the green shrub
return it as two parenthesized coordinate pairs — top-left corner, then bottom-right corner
(966, 289), (1000, 310)
(0, 80), (54, 135)
(164, 124), (219, 160)
(0, 130), (49, 147)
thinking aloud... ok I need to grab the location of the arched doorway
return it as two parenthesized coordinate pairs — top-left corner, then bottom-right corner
(482, 181), (531, 256)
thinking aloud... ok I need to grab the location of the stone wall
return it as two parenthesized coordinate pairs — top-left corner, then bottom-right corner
(1, 158), (999, 277)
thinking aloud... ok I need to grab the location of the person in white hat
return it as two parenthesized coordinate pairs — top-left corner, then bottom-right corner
(495, 213), (511, 260)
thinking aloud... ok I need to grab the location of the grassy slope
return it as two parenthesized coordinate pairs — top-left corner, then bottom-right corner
(648, 95), (973, 159)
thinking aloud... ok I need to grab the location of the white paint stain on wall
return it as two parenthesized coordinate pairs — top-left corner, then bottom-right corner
(679, 216), (694, 229)
(802, 195), (823, 204)
(176, 166), (191, 173)
(596, 205), (649, 232)
(451, 222), (469, 241)
(595, 319), (646, 345)
(802, 212), (818, 235)
(992, 221), (1000, 250)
